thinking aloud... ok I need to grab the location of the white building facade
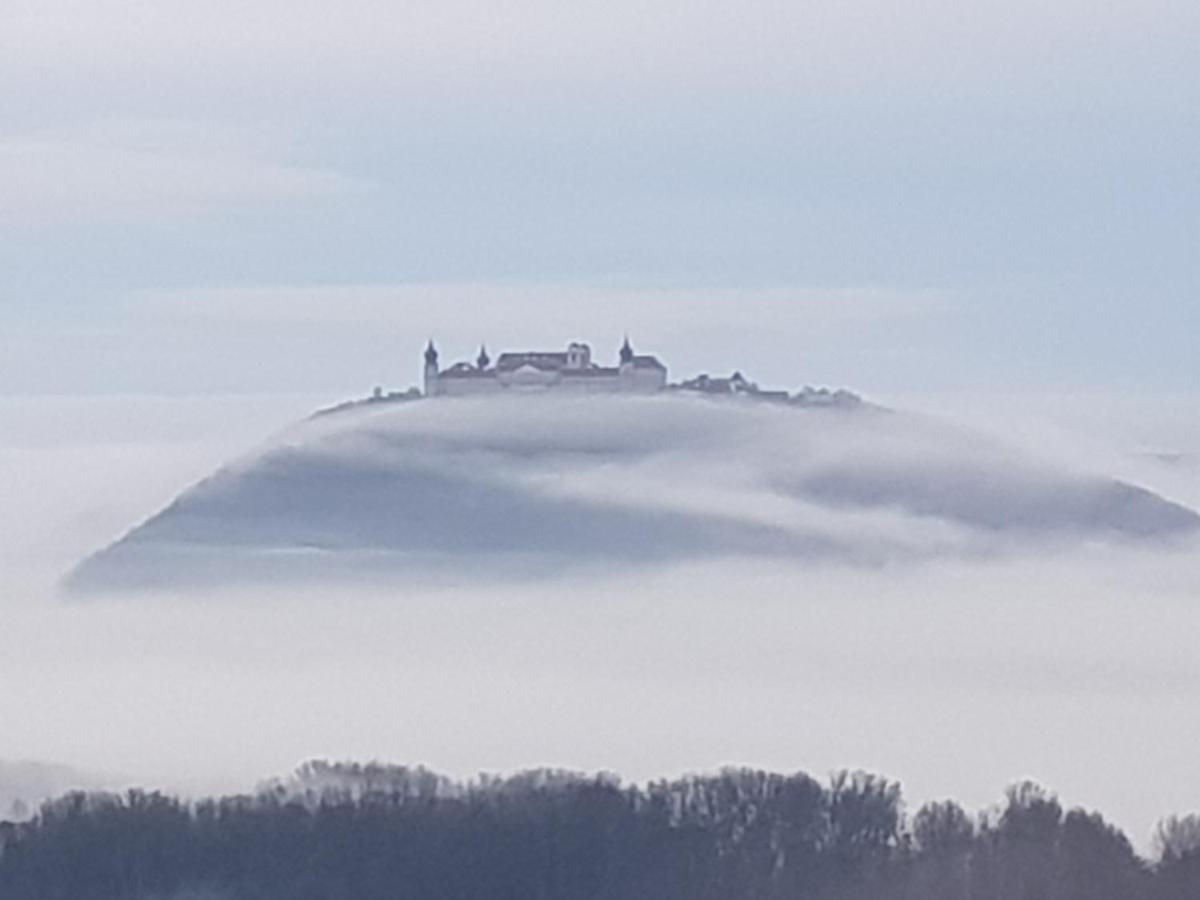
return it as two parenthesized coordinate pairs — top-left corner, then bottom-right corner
(424, 339), (667, 397)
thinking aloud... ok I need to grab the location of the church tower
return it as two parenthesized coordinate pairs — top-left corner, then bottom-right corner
(619, 335), (635, 367)
(423, 340), (440, 396)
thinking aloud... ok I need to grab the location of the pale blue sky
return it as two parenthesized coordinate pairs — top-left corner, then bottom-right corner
(1, 0), (1197, 395)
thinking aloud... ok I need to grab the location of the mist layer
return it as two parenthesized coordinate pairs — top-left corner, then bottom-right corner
(68, 395), (1200, 592)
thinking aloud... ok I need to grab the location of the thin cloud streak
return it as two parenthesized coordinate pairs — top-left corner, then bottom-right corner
(135, 283), (952, 327)
(0, 123), (366, 225)
(3, 0), (1196, 100)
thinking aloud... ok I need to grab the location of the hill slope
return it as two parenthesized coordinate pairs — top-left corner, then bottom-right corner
(69, 395), (1200, 591)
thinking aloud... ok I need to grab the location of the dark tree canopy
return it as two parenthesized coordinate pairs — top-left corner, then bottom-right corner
(0, 763), (1193, 900)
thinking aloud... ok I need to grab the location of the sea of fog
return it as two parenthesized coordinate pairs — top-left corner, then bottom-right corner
(1, 390), (1199, 849)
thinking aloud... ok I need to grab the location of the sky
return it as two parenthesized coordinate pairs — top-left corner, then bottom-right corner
(1, 0), (1198, 395)
(2, 0), (1200, 853)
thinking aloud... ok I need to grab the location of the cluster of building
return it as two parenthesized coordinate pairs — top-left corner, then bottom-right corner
(414, 338), (861, 408)
(422, 338), (668, 396)
(327, 338), (862, 415)
(674, 372), (862, 408)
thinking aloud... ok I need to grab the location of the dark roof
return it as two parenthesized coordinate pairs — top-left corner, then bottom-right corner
(495, 352), (569, 372)
(440, 362), (495, 379)
(633, 355), (666, 370)
(679, 373), (741, 393)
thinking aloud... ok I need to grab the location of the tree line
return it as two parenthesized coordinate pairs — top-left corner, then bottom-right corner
(1, 761), (1197, 900)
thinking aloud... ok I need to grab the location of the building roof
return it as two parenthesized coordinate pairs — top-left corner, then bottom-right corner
(633, 355), (666, 370)
(679, 372), (749, 393)
(495, 352), (569, 372)
(440, 343), (666, 378)
(440, 362), (495, 379)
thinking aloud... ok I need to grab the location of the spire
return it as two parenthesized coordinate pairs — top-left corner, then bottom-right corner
(477, 344), (491, 370)
(424, 340), (439, 367)
(619, 335), (635, 365)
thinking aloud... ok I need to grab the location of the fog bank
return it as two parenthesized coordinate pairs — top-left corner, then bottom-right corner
(2, 393), (1200, 849)
(70, 394), (1199, 591)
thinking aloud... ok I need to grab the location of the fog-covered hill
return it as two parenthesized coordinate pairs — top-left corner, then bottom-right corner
(68, 394), (1200, 591)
